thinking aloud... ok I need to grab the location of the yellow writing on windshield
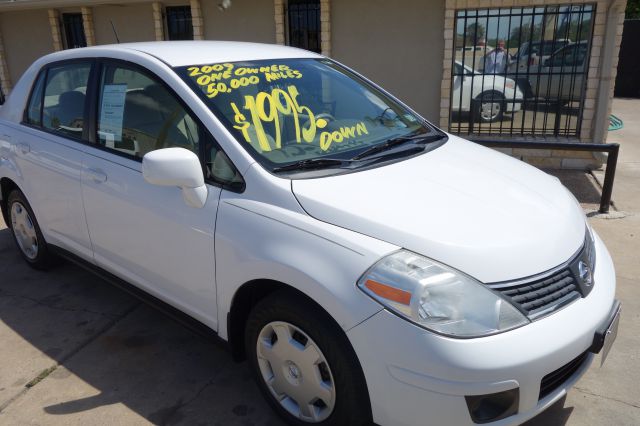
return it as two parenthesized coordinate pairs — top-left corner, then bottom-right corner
(230, 85), (367, 152)
(187, 63), (302, 98)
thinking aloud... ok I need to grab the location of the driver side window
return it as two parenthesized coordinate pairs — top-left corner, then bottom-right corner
(97, 64), (200, 159)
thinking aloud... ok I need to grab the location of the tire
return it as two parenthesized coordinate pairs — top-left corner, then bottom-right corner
(245, 290), (371, 426)
(7, 189), (56, 270)
(475, 92), (505, 123)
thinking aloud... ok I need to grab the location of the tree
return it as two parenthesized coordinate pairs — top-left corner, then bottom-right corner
(627, 0), (640, 19)
(508, 22), (543, 49)
(465, 22), (485, 45)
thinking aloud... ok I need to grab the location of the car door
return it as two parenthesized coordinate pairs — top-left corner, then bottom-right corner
(559, 44), (587, 102)
(11, 60), (94, 259)
(535, 44), (577, 101)
(80, 61), (224, 329)
(452, 63), (463, 111)
(452, 63), (473, 112)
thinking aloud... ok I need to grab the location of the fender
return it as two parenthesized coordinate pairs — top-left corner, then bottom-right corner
(214, 195), (398, 340)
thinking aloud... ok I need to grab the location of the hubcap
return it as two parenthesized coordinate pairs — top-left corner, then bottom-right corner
(256, 321), (336, 423)
(10, 202), (38, 260)
(480, 102), (501, 120)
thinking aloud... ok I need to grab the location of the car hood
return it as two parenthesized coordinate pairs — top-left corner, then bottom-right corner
(291, 135), (586, 283)
(471, 75), (521, 98)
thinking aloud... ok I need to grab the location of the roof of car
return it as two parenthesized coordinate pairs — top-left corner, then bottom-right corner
(65, 41), (323, 67)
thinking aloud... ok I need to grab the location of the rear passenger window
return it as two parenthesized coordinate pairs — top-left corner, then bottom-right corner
(25, 72), (46, 126)
(97, 64), (201, 159)
(42, 63), (91, 138)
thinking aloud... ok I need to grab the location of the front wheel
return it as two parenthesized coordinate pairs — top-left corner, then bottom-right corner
(475, 92), (505, 123)
(245, 291), (371, 426)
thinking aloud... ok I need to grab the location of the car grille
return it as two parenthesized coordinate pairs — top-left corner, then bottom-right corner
(492, 268), (581, 319)
(539, 351), (590, 400)
(488, 232), (594, 320)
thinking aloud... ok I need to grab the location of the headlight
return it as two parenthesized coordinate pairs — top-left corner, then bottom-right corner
(563, 185), (597, 272)
(585, 222), (596, 273)
(357, 250), (529, 338)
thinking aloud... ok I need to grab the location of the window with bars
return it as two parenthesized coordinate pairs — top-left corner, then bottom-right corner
(62, 13), (87, 49)
(286, 0), (321, 53)
(450, 4), (595, 138)
(166, 6), (194, 41)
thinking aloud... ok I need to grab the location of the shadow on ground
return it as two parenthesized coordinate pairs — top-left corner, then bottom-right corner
(523, 395), (573, 426)
(0, 226), (281, 425)
(544, 169), (603, 209)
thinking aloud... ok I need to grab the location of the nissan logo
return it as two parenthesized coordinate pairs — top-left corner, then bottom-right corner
(579, 261), (593, 287)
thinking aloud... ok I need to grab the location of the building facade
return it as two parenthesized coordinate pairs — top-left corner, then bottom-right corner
(0, 0), (628, 168)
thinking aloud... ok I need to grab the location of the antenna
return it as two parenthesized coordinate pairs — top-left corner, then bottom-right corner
(110, 20), (120, 44)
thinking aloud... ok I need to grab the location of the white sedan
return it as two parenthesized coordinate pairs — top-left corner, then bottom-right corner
(0, 41), (619, 426)
(453, 61), (524, 122)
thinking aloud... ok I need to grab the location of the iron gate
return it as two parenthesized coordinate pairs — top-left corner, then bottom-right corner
(450, 4), (595, 137)
(286, 0), (321, 53)
(61, 13), (87, 49)
(166, 6), (193, 41)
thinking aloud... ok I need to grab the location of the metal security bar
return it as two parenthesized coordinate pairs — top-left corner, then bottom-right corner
(286, 0), (321, 53)
(451, 5), (595, 138)
(166, 6), (193, 41)
(62, 13), (87, 49)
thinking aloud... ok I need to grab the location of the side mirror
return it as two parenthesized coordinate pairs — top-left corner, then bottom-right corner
(142, 147), (208, 208)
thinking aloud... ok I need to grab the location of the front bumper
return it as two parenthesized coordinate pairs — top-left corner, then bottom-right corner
(347, 233), (616, 426)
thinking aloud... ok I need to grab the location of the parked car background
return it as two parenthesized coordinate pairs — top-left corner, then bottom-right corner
(529, 41), (589, 102)
(508, 39), (572, 73)
(452, 61), (524, 122)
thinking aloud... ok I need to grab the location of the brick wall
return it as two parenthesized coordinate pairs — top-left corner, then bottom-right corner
(48, 9), (63, 52)
(81, 7), (95, 46)
(190, 0), (204, 41)
(152, 2), (164, 41)
(0, 29), (11, 95)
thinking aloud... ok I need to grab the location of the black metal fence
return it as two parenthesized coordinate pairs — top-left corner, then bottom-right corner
(286, 0), (321, 53)
(166, 6), (193, 41)
(451, 5), (595, 138)
(62, 13), (87, 49)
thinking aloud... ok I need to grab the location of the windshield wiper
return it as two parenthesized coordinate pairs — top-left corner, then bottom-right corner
(272, 158), (351, 173)
(351, 133), (445, 160)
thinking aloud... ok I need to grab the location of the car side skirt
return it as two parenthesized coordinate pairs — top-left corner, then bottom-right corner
(49, 244), (230, 352)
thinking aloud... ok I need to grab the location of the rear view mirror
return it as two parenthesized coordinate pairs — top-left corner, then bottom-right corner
(142, 147), (208, 208)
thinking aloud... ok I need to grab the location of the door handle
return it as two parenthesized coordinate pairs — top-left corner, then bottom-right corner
(85, 168), (107, 183)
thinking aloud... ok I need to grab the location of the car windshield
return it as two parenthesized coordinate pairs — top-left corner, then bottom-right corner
(174, 58), (439, 173)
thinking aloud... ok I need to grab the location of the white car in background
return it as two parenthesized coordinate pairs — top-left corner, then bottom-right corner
(0, 42), (620, 426)
(453, 61), (524, 122)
